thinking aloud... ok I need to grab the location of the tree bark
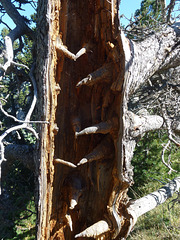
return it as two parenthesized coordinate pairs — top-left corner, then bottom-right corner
(35, 1), (180, 239)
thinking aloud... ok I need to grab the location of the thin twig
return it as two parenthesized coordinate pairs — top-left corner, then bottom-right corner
(12, 61), (30, 70)
(161, 140), (177, 174)
(0, 101), (48, 124)
(161, 102), (180, 147)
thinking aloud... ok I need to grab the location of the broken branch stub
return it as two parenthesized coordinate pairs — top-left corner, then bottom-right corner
(75, 120), (113, 137)
(75, 220), (110, 238)
(76, 63), (113, 87)
(56, 36), (88, 61)
(77, 136), (114, 166)
(63, 174), (86, 210)
(54, 158), (77, 168)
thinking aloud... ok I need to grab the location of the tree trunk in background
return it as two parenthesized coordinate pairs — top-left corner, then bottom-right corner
(35, 0), (180, 239)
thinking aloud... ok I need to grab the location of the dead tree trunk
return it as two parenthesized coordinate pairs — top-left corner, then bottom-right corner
(35, 0), (180, 239)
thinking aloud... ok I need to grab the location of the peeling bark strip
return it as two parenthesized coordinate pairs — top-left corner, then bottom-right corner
(36, 0), (180, 240)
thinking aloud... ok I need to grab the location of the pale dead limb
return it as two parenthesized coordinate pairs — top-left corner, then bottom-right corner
(0, 124), (38, 158)
(0, 36), (13, 73)
(0, 142), (5, 195)
(0, 0), (34, 78)
(127, 176), (180, 235)
(127, 110), (178, 173)
(0, 31), (33, 78)
(25, 63), (37, 121)
(0, 62), (48, 124)
(11, 61), (30, 70)
(0, 2), (43, 193)
(0, 122), (38, 194)
(122, 24), (180, 97)
(0, 101), (48, 124)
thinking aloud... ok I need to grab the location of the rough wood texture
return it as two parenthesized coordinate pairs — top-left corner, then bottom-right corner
(35, 0), (60, 239)
(35, 0), (180, 239)
(50, 1), (126, 239)
(35, 0), (127, 239)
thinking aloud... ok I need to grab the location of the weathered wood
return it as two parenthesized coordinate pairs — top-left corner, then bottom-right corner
(35, 1), (180, 239)
(36, 0), (125, 239)
(49, 0), (125, 239)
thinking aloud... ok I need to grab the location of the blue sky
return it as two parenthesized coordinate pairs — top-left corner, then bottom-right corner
(3, 1), (142, 29)
(0, 3), (35, 31)
(120, 0), (172, 26)
(120, 0), (142, 26)
(0, 0), (175, 32)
